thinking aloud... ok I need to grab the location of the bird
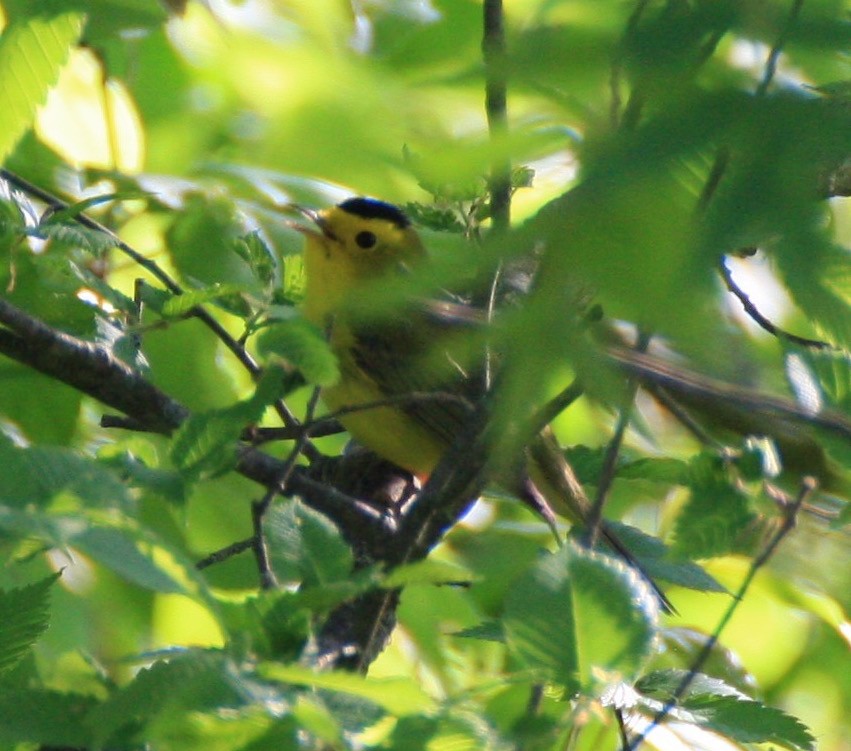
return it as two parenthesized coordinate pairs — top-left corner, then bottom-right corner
(294, 195), (676, 611)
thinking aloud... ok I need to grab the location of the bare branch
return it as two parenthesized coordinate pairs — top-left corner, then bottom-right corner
(0, 169), (316, 458)
(0, 298), (187, 433)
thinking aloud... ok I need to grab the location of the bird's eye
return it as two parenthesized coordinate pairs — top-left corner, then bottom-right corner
(355, 231), (377, 249)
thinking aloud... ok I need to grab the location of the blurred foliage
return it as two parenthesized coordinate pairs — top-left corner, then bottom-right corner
(0, 0), (849, 749)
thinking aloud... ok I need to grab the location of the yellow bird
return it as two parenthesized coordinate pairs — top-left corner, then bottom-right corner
(297, 196), (671, 610)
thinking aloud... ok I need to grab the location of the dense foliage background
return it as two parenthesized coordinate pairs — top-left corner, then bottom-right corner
(0, 0), (849, 749)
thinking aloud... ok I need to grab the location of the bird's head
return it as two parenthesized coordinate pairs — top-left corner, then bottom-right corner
(298, 197), (426, 277)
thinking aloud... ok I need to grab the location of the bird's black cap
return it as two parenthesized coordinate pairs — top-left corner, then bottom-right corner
(338, 197), (411, 228)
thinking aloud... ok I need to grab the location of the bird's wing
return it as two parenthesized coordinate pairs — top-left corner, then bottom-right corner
(346, 303), (486, 448)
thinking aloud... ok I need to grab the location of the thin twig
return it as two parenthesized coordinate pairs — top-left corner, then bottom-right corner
(251, 385), (324, 588)
(585, 334), (649, 548)
(196, 538), (254, 570)
(245, 421), (343, 444)
(527, 379), (585, 438)
(719, 259), (832, 350)
(249, 389), (475, 445)
(755, 0), (806, 97)
(697, 148), (730, 212)
(610, 0), (652, 128)
(525, 683), (544, 717)
(643, 386), (720, 447)
(483, 0), (511, 232)
(252, 486), (280, 589)
(626, 476), (815, 750)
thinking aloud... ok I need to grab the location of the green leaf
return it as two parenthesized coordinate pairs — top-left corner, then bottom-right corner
(264, 501), (353, 587)
(169, 409), (242, 479)
(233, 231), (277, 288)
(270, 576), (372, 619)
(453, 619), (505, 642)
(161, 283), (249, 318)
(683, 693), (815, 751)
(256, 317), (340, 387)
(100, 450), (187, 505)
(166, 193), (265, 302)
(0, 574), (58, 674)
(384, 714), (498, 751)
(636, 669), (746, 701)
(33, 221), (118, 256)
(169, 367), (285, 480)
(617, 457), (691, 484)
(0, 361), (82, 444)
(564, 445), (689, 486)
(259, 663), (436, 716)
(384, 558), (476, 588)
(603, 522), (726, 593)
(257, 596), (312, 661)
(503, 550), (578, 689)
(87, 650), (261, 746)
(777, 237), (851, 351)
(653, 631), (756, 696)
(0, 688), (97, 747)
(672, 453), (757, 559)
(503, 541), (659, 692)
(0, 436), (132, 509)
(0, 10), (84, 162)
(402, 202), (466, 233)
(73, 526), (191, 594)
(292, 695), (343, 746)
(236, 717), (299, 751)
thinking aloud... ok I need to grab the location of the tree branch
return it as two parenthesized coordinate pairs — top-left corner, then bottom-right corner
(0, 298), (187, 433)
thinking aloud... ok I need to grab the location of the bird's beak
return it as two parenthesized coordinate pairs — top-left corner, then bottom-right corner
(285, 204), (336, 241)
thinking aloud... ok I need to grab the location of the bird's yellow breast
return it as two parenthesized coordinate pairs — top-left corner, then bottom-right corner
(321, 320), (445, 474)
(302, 231), (445, 475)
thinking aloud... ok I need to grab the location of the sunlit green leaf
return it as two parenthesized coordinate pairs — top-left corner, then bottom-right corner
(504, 541), (658, 692)
(384, 558), (476, 588)
(683, 693), (815, 751)
(0, 11), (84, 162)
(161, 283), (249, 318)
(259, 663), (436, 716)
